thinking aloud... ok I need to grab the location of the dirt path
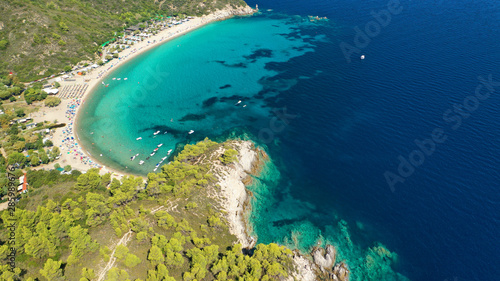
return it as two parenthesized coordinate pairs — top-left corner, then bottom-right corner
(96, 230), (133, 281)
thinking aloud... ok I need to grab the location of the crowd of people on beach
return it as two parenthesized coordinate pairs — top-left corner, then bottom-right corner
(58, 99), (101, 169)
(50, 11), (247, 173)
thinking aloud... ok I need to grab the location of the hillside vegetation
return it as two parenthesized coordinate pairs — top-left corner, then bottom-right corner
(0, 0), (247, 81)
(0, 139), (300, 281)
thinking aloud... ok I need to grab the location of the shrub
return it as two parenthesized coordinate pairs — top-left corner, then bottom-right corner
(45, 96), (61, 107)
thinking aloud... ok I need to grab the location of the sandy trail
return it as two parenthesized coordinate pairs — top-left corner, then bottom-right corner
(96, 230), (133, 281)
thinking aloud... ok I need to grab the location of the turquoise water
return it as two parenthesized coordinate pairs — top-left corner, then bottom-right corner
(247, 157), (409, 280)
(79, 11), (414, 280)
(77, 14), (321, 175)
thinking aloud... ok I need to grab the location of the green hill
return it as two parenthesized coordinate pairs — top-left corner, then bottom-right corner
(0, 0), (247, 82)
(0, 139), (301, 280)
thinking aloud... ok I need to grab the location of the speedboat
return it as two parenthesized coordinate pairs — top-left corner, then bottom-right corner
(158, 143), (163, 147)
(167, 149), (173, 155)
(136, 137), (142, 140)
(153, 167), (157, 171)
(124, 78), (128, 80)
(112, 78), (116, 80)
(139, 160), (144, 165)
(117, 78), (121, 80)
(154, 131), (160, 135)
(162, 156), (167, 160)
(235, 100), (242, 105)
(131, 155), (136, 161)
(188, 130), (194, 134)
(154, 148), (159, 151)
(150, 152), (156, 156)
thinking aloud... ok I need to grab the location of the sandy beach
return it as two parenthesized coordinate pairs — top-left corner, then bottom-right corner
(32, 5), (255, 178)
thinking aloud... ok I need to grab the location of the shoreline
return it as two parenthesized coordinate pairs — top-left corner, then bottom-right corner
(214, 140), (320, 281)
(212, 140), (259, 248)
(34, 5), (256, 178)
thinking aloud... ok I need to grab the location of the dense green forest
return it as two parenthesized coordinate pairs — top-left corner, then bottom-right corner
(0, 0), (247, 81)
(0, 139), (302, 280)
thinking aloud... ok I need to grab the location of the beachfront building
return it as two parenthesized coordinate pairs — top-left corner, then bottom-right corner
(44, 88), (59, 95)
(18, 172), (28, 193)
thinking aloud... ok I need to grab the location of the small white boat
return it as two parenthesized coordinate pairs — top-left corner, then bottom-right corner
(139, 160), (144, 165)
(150, 152), (156, 156)
(243, 105), (247, 107)
(235, 100), (242, 105)
(162, 156), (167, 160)
(158, 143), (163, 147)
(153, 167), (158, 171)
(360, 55), (365, 60)
(90, 132), (94, 134)
(124, 78), (128, 80)
(154, 148), (159, 151)
(101, 82), (105, 85)
(112, 78), (116, 80)
(188, 130), (194, 134)
(136, 137), (142, 140)
(117, 78), (121, 80)
(131, 155), (136, 161)
(154, 131), (160, 135)
(167, 149), (173, 155)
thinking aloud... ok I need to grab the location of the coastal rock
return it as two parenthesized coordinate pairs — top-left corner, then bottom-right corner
(207, 5), (256, 22)
(212, 140), (258, 248)
(212, 140), (321, 281)
(313, 244), (337, 270)
(287, 251), (319, 281)
(332, 262), (350, 281)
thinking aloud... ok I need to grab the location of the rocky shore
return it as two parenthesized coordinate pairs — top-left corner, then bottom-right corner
(211, 140), (259, 248)
(211, 140), (351, 281)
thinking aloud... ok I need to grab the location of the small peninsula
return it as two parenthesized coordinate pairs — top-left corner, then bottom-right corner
(0, 138), (345, 280)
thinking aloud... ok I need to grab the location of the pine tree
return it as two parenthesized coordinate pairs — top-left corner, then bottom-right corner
(81, 268), (96, 280)
(39, 259), (64, 281)
(148, 245), (164, 266)
(124, 253), (142, 268)
(115, 244), (129, 260)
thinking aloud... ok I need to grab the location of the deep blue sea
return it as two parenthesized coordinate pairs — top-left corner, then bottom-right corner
(78, 0), (500, 280)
